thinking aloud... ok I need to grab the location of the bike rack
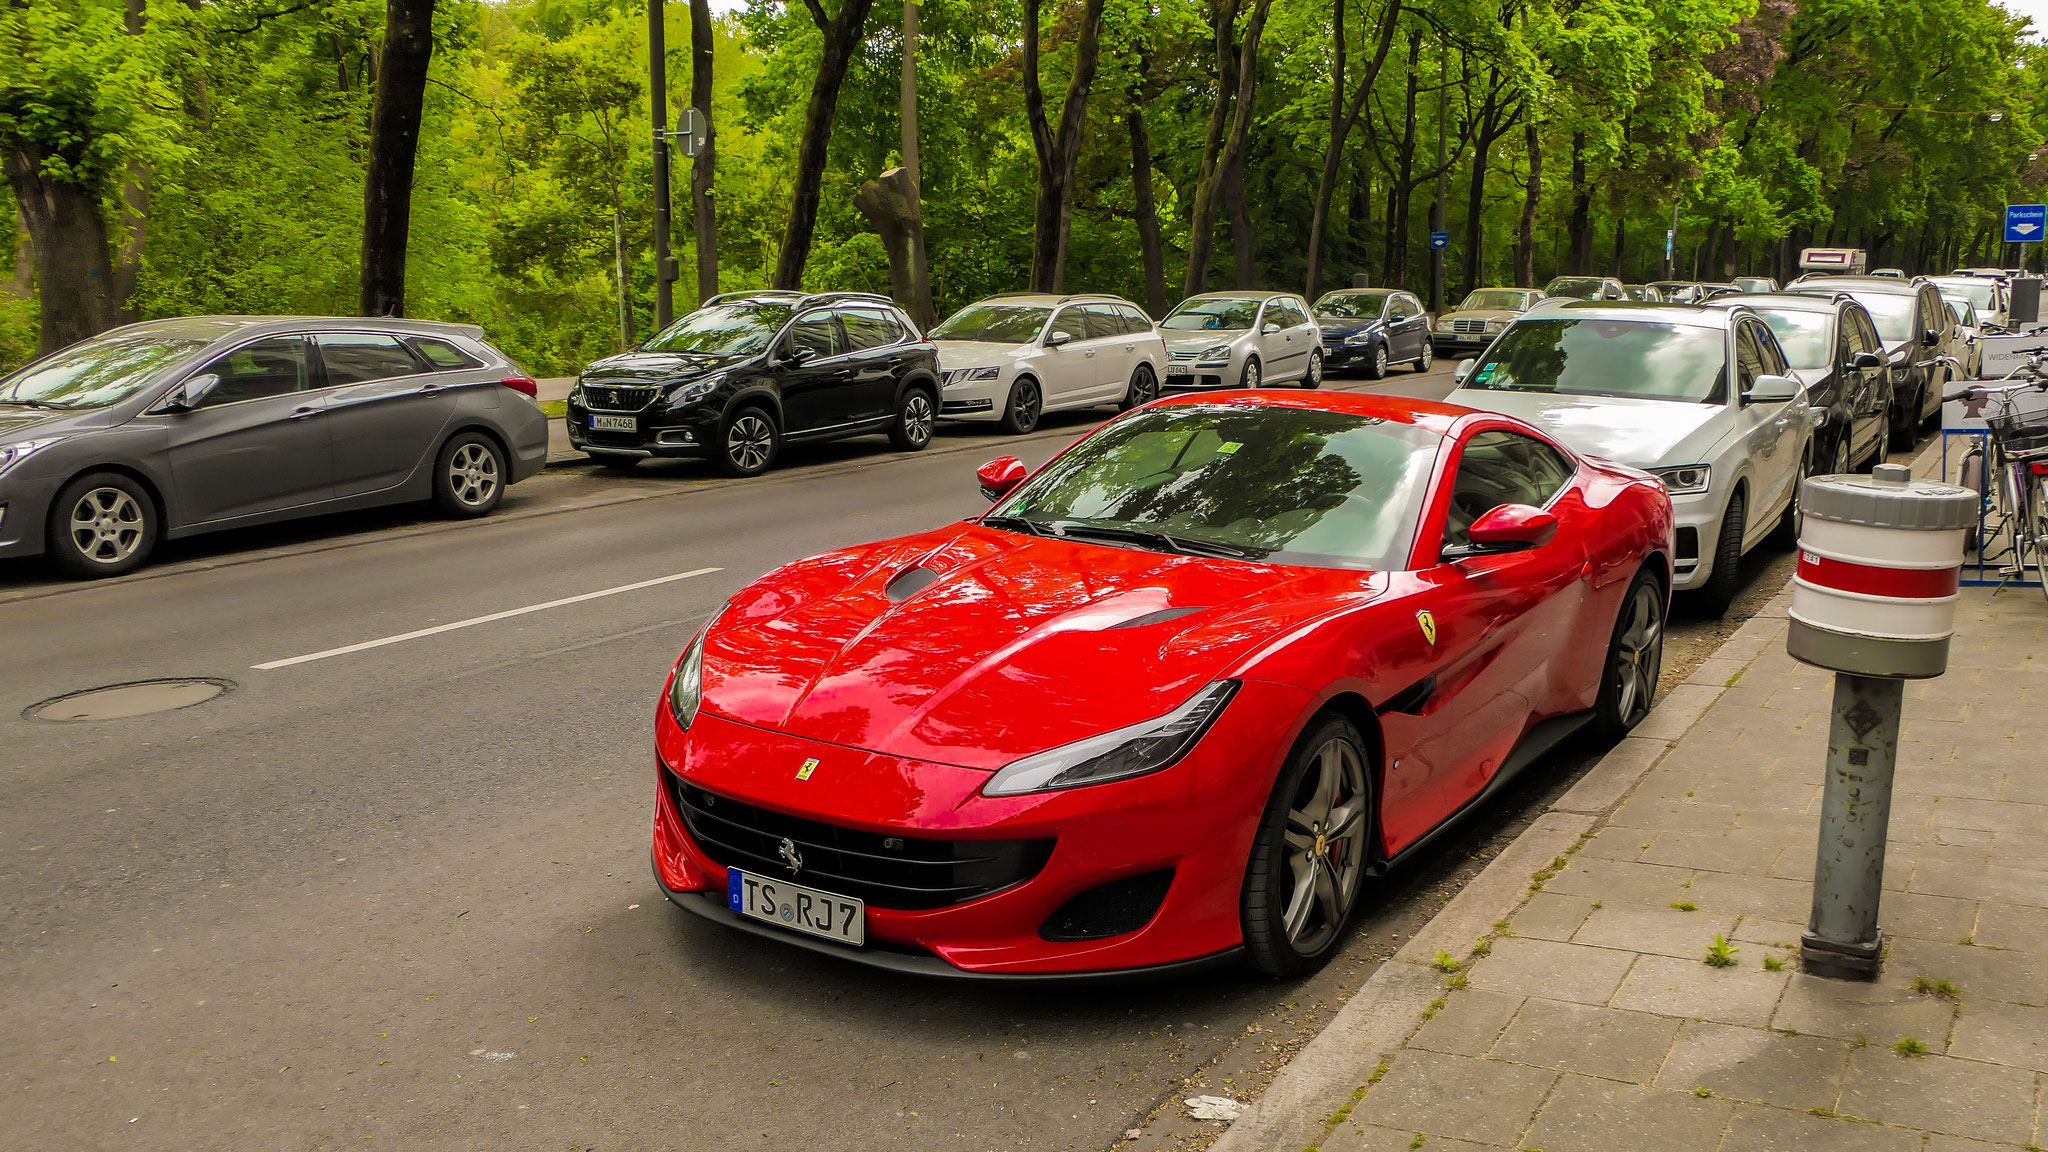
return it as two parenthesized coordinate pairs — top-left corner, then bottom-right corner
(1942, 424), (2045, 589)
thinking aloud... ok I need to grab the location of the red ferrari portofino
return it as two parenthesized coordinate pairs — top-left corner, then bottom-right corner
(652, 391), (1674, 978)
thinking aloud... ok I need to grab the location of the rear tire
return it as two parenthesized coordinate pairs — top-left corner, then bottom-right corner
(1889, 386), (1920, 452)
(1119, 364), (1160, 411)
(1592, 566), (1665, 741)
(888, 386), (936, 452)
(46, 471), (158, 579)
(432, 432), (505, 518)
(1241, 712), (1372, 977)
(1693, 489), (1746, 617)
(1414, 341), (1434, 372)
(1301, 350), (1324, 389)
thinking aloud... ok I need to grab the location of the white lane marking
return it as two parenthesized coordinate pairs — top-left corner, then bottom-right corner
(252, 567), (723, 670)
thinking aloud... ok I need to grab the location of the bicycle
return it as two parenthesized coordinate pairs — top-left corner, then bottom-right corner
(1948, 350), (2048, 599)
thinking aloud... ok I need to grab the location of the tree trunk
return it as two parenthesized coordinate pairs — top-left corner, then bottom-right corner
(613, 209), (634, 347)
(1023, 0), (1108, 292)
(898, 0), (934, 327)
(1459, 89), (1503, 297)
(1513, 119), (1539, 287)
(1181, 0), (1273, 299)
(1304, 0), (1402, 300)
(1128, 102), (1167, 316)
(771, 0), (880, 289)
(1609, 187), (1627, 277)
(6, 146), (118, 353)
(113, 0), (148, 322)
(1227, 149), (1254, 288)
(1565, 133), (1592, 275)
(853, 168), (922, 312)
(359, 0), (437, 316)
(1386, 30), (1421, 288)
(690, 0), (718, 302)
(1348, 156), (1372, 281)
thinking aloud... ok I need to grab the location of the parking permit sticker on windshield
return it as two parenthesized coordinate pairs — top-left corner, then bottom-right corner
(1218, 442), (1242, 455)
(1473, 364), (1496, 383)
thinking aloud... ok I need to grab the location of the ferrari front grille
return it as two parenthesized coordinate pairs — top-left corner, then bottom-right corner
(670, 776), (1054, 910)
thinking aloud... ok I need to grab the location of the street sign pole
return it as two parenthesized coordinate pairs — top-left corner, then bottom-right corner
(648, 0), (674, 332)
(2004, 204), (2045, 277)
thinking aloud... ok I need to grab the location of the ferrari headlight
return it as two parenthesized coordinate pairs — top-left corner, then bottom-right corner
(981, 681), (1237, 797)
(0, 438), (61, 478)
(1197, 345), (1233, 363)
(1651, 464), (1712, 494)
(667, 374), (724, 406)
(666, 625), (710, 730)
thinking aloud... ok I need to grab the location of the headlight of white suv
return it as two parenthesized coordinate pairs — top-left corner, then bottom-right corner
(0, 438), (61, 478)
(1196, 345), (1233, 363)
(981, 681), (1236, 796)
(1651, 464), (1712, 494)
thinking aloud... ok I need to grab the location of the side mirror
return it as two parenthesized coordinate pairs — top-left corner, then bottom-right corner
(1459, 504), (1559, 555)
(1922, 329), (1941, 348)
(1044, 330), (1074, 349)
(1453, 358), (1476, 384)
(977, 456), (1028, 502)
(1261, 323), (1282, 335)
(781, 345), (815, 366)
(160, 373), (220, 412)
(1850, 351), (1884, 371)
(1744, 373), (1800, 403)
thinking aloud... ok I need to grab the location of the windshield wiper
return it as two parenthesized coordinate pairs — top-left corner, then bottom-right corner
(0, 396), (63, 410)
(979, 514), (1046, 537)
(1041, 520), (1266, 560)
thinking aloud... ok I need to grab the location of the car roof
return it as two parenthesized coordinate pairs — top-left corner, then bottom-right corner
(1793, 276), (1919, 295)
(976, 293), (1132, 307)
(1181, 290), (1302, 302)
(1703, 292), (1841, 314)
(103, 315), (490, 342)
(1147, 387), (1496, 439)
(1517, 300), (1735, 327)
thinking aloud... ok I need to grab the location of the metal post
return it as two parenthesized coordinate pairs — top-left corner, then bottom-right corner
(1666, 203), (1678, 281)
(1429, 49), (1447, 314)
(648, 0), (675, 331)
(1800, 672), (1905, 980)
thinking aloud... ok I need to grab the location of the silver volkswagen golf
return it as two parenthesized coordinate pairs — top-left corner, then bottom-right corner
(0, 316), (549, 578)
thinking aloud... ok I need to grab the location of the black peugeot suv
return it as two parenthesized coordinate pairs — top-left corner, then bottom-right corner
(567, 292), (942, 477)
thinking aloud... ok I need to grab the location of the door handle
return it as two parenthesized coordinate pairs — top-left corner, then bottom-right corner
(416, 382), (445, 395)
(289, 406), (322, 420)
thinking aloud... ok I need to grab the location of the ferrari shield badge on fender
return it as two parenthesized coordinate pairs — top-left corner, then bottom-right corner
(796, 757), (819, 781)
(1416, 610), (1437, 646)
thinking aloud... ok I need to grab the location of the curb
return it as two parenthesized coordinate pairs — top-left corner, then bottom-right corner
(1206, 440), (1946, 1152)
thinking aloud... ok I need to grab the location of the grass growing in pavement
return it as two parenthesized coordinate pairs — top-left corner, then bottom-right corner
(1705, 935), (1740, 967)
(1913, 977), (1963, 1001)
(1893, 1037), (1929, 1057)
(1432, 951), (1460, 973)
(1671, 901), (1698, 911)
(1763, 955), (1786, 972)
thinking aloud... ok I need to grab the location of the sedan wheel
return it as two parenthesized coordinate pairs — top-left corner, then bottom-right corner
(46, 472), (158, 579)
(889, 388), (935, 451)
(1594, 567), (1664, 739)
(1833, 434), (1854, 477)
(717, 408), (779, 477)
(1119, 364), (1160, 411)
(1363, 342), (1388, 380)
(1301, 350), (1324, 390)
(1415, 341), (1434, 372)
(1000, 378), (1042, 434)
(1239, 358), (1262, 390)
(1242, 713), (1371, 976)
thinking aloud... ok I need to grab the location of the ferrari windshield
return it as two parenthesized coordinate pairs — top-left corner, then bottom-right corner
(989, 405), (1437, 570)
(0, 333), (208, 410)
(1459, 289), (1538, 312)
(1464, 318), (1726, 403)
(1160, 298), (1262, 331)
(930, 304), (1051, 343)
(643, 302), (794, 355)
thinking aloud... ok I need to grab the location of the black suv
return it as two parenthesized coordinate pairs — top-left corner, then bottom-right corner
(567, 293), (941, 476)
(1707, 292), (1892, 473)
(1788, 276), (1958, 450)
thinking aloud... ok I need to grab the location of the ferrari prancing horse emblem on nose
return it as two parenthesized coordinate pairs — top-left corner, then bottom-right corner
(1416, 610), (1437, 646)
(796, 758), (819, 781)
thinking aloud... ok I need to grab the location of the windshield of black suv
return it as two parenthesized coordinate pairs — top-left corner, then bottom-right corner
(1313, 292), (1391, 319)
(1458, 289), (1538, 312)
(1834, 292), (1916, 344)
(1463, 318), (1727, 403)
(930, 303), (1052, 343)
(1160, 298), (1263, 331)
(1750, 309), (1834, 370)
(990, 404), (1438, 570)
(643, 302), (795, 355)
(1544, 277), (1608, 300)
(0, 333), (209, 410)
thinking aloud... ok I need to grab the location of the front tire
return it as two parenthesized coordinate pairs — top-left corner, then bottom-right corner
(46, 472), (158, 579)
(716, 406), (779, 477)
(1767, 452), (1809, 550)
(1363, 342), (1389, 380)
(888, 386), (936, 451)
(1120, 363), (1160, 411)
(1242, 713), (1372, 977)
(1593, 566), (1665, 741)
(1889, 385), (1920, 452)
(1000, 377), (1042, 434)
(432, 432), (505, 518)
(1239, 357), (1263, 390)
(1693, 489), (1747, 617)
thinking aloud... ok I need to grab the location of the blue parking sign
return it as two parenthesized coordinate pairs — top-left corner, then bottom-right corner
(2006, 204), (2046, 243)
(1429, 232), (1450, 250)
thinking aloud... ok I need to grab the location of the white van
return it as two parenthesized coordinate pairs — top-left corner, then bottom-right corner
(1798, 248), (1868, 276)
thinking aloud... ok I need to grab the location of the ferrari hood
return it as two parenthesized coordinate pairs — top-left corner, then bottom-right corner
(1444, 388), (1725, 469)
(700, 525), (1382, 770)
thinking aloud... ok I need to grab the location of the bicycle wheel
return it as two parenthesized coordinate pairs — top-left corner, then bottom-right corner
(2032, 474), (2048, 601)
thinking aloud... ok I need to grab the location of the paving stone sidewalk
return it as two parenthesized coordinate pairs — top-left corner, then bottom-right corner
(1212, 467), (2048, 1152)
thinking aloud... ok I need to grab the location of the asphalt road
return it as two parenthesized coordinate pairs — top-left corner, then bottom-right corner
(0, 364), (1799, 1152)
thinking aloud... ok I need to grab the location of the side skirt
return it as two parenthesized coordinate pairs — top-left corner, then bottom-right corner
(1367, 710), (1594, 877)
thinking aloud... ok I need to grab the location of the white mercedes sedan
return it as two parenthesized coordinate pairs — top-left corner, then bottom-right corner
(1446, 301), (1815, 615)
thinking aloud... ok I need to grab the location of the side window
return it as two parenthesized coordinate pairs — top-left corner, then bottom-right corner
(193, 336), (311, 406)
(1851, 311), (1880, 356)
(1285, 299), (1312, 327)
(1734, 325), (1766, 392)
(783, 312), (844, 359)
(1047, 307), (1087, 344)
(1751, 321), (1789, 375)
(1081, 304), (1124, 341)
(315, 333), (423, 387)
(1443, 431), (1575, 549)
(408, 337), (484, 370)
(841, 308), (904, 350)
(1387, 297), (1411, 322)
(1116, 304), (1152, 332)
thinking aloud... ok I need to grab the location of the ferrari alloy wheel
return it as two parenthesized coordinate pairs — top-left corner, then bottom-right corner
(889, 387), (935, 451)
(1240, 357), (1262, 390)
(47, 472), (157, 579)
(1001, 377), (1042, 434)
(1120, 364), (1159, 411)
(1243, 712), (1372, 976)
(717, 407), (779, 477)
(1415, 341), (1433, 372)
(1594, 566), (1665, 739)
(1301, 350), (1324, 390)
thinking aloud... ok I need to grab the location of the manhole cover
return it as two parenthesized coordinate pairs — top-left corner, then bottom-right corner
(26, 678), (234, 722)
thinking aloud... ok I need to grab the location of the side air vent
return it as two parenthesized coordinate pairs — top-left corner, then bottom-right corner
(885, 567), (942, 602)
(1039, 869), (1175, 941)
(1107, 606), (1206, 629)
